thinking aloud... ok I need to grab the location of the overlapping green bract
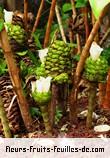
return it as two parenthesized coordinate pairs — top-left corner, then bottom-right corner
(32, 91), (51, 105)
(6, 24), (26, 44)
(53, 73), (69, 84)
(35, 64), (46, 79)
(44, 40), (73, 84)
(84, 56), (109, 82)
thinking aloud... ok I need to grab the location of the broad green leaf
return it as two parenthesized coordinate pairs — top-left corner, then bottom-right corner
(75, 0), (88, 8)
(62, 3), (72, 13)
(89, 0), (110, 19)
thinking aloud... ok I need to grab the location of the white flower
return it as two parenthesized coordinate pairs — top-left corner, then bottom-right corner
(31, 81), (36, 93)
(38, 48), (48, 64)
(90, 42), (103, 60)
(36, 79), (43, 93)
(4, 9), (13, 23)
(31, 76), (52, 93)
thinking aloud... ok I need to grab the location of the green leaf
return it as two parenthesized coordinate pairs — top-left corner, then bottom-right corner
(27, 50), (38, 66)
(101, 47), (110, 66)
(33, 33), (42, 49)
(62, 3), (72, 13)
(19, 60), (28, 77)
(89, 0), (110, 19)
(73, 54), (80, 61)
(16, 50), (28, 56)
(0, 58), (7, 76)
(75, 0), (88, 8)
(0, 19), (4, 32)
(30, 107), (41, 117)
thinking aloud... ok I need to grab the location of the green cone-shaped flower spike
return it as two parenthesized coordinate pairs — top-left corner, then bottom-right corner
(84, 56), (109, 82)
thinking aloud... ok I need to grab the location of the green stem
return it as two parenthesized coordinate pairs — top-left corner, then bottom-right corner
(0, 96), (12, 138)
(40, 105), (52, 136)
(86, 82), (97, 129)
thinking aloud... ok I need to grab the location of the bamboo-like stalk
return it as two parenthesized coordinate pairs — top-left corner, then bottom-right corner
(69, 0), (81, 123)
(68, 29), (73, 42)
(58, 84), (67, 114)
(0, 96), (12, 138)
(69, 85), (78, 124)
(86, 82), (97, 128)
(99, 28), (110, 45)
(76, 34), (81, 54)
(55, 3), (67, 43)
(98, 83), (106, 106)
(7, 0), (16, 10)
(70, 0), (77, 22)
(91, 13), (99, 42)
(24, 0), (28, 31)
(43, 0), (57, 48)
(70, 0), (81, 53)
(31, 0), (45, 36)
(40, 105), (52, 136)
(82, 7), (90, 41)
(0, 28), (34, 132)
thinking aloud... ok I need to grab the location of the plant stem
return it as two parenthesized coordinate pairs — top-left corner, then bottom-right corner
(70, 0), (81, 54)
(0, 96), (12, 138)
(68, 29), (73, 42)
(91, 13), (99, 42)
(48, 83), (59, 127)
(69, 87), (78, 124)
(76, 34), (81, 54)
(58, 84), (67, 114)
(43, 0), (56, 48)
(70, 0), (77, 22)
(82, 7), (90, 41)
(24, 0), (28, 31)
(31, 0), (45, 36)
(103, 70), (110, 109)
(40, 105), (52, 136)
(55, 3), (67, 43)
(0, 28), (35, 132)
(86, 82), (97, 129)
(99, 28), (110, 45)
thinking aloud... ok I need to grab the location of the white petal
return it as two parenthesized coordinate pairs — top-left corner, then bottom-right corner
(36, 77), (52, 93)
(4, 9), (13, 23)
(43, 76), (52, 92)
(90, 42), (103, 60)
(36, 80), (43, 93)
(38, 48), (48, 64)
(31, 81), (36, 93)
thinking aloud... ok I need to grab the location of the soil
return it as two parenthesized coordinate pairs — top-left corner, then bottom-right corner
(15, 96), (110, 138)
